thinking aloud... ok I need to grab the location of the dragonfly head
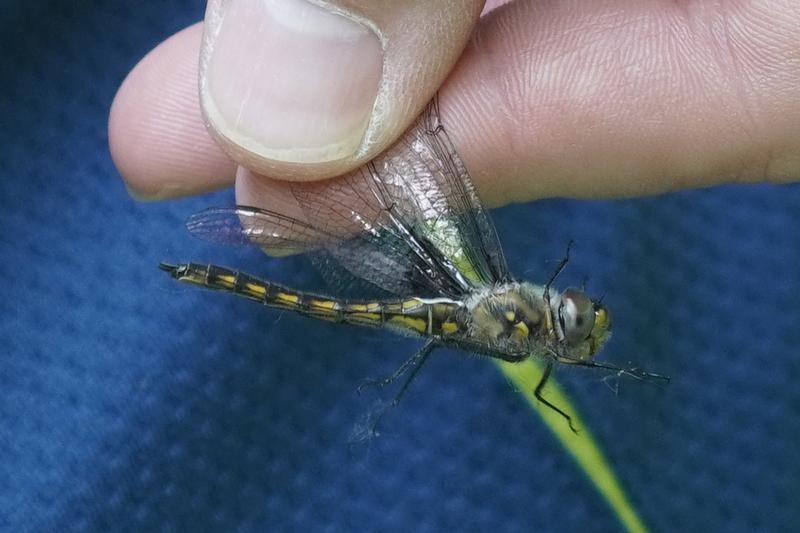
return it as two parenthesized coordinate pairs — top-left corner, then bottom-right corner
(555, 288), (612, 361)
(468, 283), (611, 361)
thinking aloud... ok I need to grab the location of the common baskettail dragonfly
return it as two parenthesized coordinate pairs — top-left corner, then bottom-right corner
(161, 100), (666, 433)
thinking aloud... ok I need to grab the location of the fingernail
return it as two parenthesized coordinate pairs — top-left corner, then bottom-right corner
(201, 0), (383, 164)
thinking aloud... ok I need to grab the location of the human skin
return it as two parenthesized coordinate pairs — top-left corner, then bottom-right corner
(109, 0), (800, 209)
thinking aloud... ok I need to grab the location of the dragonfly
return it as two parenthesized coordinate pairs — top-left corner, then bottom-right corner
(161, 99), (666, 433)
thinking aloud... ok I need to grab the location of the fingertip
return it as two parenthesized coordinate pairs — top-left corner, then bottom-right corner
(199, 0), (483, 180)
(109, 23), (235, 200)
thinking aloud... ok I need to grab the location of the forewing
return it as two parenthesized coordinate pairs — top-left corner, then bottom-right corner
(416, 100), (510, 285)
(185, 199), (463, 298)
(186, 206), (331, 255)
(186, 100), (510, 298)
(321, 100), (510, 288)
(290, 171), (468, 298)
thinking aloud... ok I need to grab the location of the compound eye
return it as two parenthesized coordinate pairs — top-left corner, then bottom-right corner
(559, 289), (596, 345)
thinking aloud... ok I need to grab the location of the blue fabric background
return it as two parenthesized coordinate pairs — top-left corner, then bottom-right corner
(2, 1), (798, 531)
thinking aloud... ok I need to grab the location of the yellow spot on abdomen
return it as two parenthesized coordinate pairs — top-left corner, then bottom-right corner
(388, 315), (427, 334)
(216, 274), (236, 288)
(245, 283), (266, 296)
(309, 299), (338, 311)
(402, 299), (424, 312)
(274, 292), (299, 304)
(441, 321), (459, 334)
(347, 312), (381, 322)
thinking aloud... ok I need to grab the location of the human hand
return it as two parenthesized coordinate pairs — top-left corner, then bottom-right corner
(109, 0), (800, 209)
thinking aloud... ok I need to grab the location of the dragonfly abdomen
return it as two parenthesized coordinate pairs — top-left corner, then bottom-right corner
(160, 263), (464, 337)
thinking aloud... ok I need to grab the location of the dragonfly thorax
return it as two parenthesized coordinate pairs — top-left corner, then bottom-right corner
(463, 282), (611, 362)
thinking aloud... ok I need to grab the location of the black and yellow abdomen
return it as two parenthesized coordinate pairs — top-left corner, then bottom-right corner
(160, 263), (464, 338)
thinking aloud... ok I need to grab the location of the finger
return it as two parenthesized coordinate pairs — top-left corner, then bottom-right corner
(113, 1), (800, 204)
(240, 0), (800, 210)
(109, 24), (235, 200)
(199, 0), (484, 180)
(441, 0), (800, 205)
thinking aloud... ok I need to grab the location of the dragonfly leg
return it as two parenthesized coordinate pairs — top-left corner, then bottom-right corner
(388, 340), (436, 407)
(543, 240), (573, 302)
(534, 359), (578, 434)
(357, 340), (435, 393)
(541, 241), (573, 336)
(353, 341), (436, 440)
(556, 355), (671, 386)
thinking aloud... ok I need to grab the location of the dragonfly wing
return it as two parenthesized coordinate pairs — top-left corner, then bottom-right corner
(186, 206), (331, 255)
(290, 170), (469, 298)
(318, 100), (510, 288)
(185, 200), (462, 298)
(408, 100), (510, 286)
(305, 248), (397, 299)
(186, 100), (510, 297)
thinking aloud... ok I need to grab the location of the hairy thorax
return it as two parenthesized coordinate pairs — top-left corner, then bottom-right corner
(460, 282), (611, 362)
(464, 283), (554, 356)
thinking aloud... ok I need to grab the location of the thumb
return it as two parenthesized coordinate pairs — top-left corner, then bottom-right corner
(199, 0), (483, 181)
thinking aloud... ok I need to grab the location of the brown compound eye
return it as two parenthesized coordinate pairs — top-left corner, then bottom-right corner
(558, 289), (596, 345)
